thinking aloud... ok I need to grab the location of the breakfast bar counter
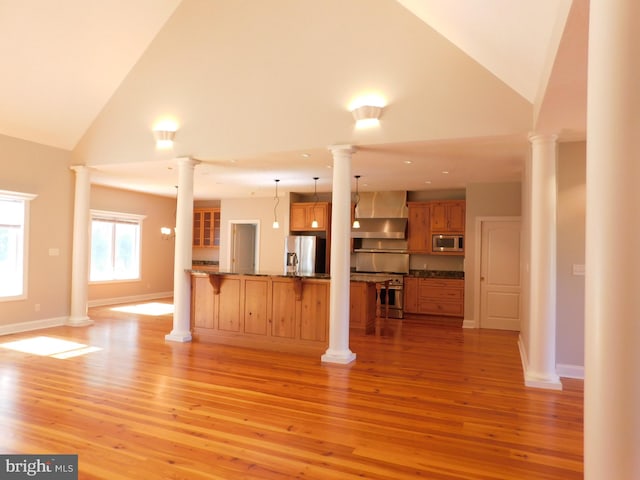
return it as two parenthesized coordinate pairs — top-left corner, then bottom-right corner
(189, 271), (330, 355)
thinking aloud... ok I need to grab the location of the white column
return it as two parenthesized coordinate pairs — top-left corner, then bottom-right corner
(585, 0), (640, 477)
(525, 134), (561, 390)
(166, 157), (200, 342)
(321, 144), (356, 364)
(68, 165), (93, 327)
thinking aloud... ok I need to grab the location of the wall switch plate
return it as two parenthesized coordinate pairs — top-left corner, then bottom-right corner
(572, 264), (585, 276)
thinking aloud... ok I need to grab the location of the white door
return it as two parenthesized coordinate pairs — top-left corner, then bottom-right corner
(231, 223), (256, 273)
(480, 220), (521, 330)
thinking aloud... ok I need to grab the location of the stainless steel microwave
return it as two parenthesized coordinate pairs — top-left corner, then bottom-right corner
(432, 234), (464, 252)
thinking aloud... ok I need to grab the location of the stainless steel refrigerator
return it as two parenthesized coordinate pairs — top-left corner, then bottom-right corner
(284, 235), (326, 275)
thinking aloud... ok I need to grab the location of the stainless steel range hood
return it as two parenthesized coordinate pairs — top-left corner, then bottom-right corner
(351, 191), (408, 239)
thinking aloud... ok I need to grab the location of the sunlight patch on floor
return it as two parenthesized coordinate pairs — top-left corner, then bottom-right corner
(111, 302), (174, 316)
(0, 336), (102, 358)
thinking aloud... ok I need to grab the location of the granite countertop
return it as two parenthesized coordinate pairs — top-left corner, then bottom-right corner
(188, 268), (331, 280)
(407, 270), (464, 279)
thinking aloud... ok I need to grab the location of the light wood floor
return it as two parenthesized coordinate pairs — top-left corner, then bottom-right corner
(0, 301), (583, 479)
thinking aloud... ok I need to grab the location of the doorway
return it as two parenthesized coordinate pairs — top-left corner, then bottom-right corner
(478, 218), (521, 330)
(229, 222), (258, 273)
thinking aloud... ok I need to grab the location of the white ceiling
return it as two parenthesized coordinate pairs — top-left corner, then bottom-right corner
(0, 0), (588, 199)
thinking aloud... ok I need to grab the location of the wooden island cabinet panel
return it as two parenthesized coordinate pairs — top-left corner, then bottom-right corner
(271, 279), (297, 339)
(191, 273), (329, 354)
(299, 281), (329, 342)
(217, 277), (241, 332)
(350, 281), (376, 334)
(243, 278), (269, 335)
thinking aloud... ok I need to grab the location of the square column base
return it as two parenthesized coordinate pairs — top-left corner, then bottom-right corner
(321, 349), (356, 364)
(165, 331), (192, 343)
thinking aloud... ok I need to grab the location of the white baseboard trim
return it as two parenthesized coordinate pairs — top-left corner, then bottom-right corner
(0, 316), (68, 336)
(462, 318), (476, 328)
(556, 363), (584, 379)
(88, 291), (173, 308)
(517, 334), (563, 390)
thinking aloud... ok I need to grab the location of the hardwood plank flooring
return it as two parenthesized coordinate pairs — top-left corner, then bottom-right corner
(0, 301), (583, 479)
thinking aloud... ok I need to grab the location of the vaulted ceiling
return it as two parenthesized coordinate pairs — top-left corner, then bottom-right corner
(0, 0), (587, 199)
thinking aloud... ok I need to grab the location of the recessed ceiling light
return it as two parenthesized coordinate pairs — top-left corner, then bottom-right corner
(404, 160), (412, 165)
(424, 180), (432, 184)
(326, 164), (332, 169)
(301, 153), (311, 158)
(441, 170), (449, 174)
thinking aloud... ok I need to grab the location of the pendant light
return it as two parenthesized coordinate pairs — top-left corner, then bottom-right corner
(272, 179), (280, 229)
(311, 176), (319, 229)
(352, 175), (361, 229)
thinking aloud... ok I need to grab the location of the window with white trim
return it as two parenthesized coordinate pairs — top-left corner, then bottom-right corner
(90, 210), (145, 282)
(0, 190), (37, 301)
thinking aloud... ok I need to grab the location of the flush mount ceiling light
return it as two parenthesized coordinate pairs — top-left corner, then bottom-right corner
(351, 105), (383, 128)
(153, 129), (176, 149)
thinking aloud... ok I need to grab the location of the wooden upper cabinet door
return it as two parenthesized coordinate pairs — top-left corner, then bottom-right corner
(447, 202), (465, 232)
(290, 203), (329, 231)
(430, 201), (465, 233)
(193, 208), (221, 247)
(193, 210), (203, 247)
(289, 204), (309, 231)
(309, 203), (327, 230)
(430, 202), (448, 232)
(407, 202), (431, 253)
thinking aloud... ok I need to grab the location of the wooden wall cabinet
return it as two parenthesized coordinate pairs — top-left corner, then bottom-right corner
(290, 202), (330, 231)
(403, 277), (464, 317)
(430, 201), (465, 233)
(193, 208), (221, 248)
(191, 273), (329, 354)
(407, 202), (431, 253)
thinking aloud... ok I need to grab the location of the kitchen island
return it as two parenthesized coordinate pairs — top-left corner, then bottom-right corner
(189, 270), (330, 355)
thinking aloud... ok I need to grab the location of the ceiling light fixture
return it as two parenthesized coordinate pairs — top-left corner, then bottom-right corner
(352, 175), (361, 229)
(311, 177), (319, 229)
(153, 129), (176, 149)
(272, 179), (280, 229)
(351, 105), (383, 129)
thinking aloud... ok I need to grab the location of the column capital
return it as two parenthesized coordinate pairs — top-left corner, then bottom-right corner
(528, 133), (559, 145)
(176, 156), (201, 168)
(328, 144), (356, 157)
(70, 165), (92, 175)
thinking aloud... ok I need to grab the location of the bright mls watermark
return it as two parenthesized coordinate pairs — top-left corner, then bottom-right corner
(0, 455), (77, 479)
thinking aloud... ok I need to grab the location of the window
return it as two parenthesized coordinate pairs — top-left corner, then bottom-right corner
(0, 190), (37, 301)
(90, 210), (145, 282)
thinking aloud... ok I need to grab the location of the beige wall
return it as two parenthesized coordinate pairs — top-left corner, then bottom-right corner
(556, 141), (586, 369)
(464, 182), (522, 322)
(0, 134), (74, 327)
(219, 195), (291, 273)
(88, 185), (175, 304)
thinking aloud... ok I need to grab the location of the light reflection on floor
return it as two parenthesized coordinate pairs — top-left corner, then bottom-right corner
(110, 302), (174, 316)
(0, 336), (102, 358)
